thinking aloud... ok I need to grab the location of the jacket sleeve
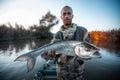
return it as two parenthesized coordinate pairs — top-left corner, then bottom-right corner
(75, 26), (90, 42)
(83, 30), (90, 42)
(54, 31), (63, 40)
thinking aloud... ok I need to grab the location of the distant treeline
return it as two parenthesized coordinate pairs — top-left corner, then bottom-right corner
(0, 11), (59, 41)
(0, 23), (30, 41)
(89, 29), (120, 54)
(0, 11), (119, 44)
(89, 28), (120, 44)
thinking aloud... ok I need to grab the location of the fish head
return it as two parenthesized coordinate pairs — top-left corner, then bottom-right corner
(74, 41), (101, 59)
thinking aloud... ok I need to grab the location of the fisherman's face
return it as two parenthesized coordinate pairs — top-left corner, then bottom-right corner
(61, 7), (73, 27)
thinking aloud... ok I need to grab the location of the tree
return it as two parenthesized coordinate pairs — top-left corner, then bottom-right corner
(39, 11), (59, 30)
(30, 11), (59, 39)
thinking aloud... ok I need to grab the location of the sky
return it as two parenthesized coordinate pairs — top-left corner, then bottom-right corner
(0, 0), (120, 32)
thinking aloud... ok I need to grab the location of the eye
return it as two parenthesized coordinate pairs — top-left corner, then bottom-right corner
(67, 12), (71, 15)
(63, 12), (71, 16)
(85, 48), (90, 51)
(63, 13), (66, 16)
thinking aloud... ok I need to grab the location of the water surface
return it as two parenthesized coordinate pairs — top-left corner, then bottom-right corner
(0, 39), (120, 80)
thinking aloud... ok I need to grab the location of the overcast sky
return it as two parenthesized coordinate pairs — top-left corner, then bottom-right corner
(0, 0), (120, 32)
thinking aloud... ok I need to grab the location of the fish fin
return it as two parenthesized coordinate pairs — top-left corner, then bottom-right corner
(27, 56), (36, 72)
(14, 54), (28, 61)
(14, 54), (36, 72)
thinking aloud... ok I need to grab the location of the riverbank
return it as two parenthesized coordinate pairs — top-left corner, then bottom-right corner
(0, 36), (44, 42)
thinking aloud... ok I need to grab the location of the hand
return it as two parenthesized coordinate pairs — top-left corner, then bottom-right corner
(51, 39), (61, 43)
(41, 49), (56, 60)
(58, 54), (67, 63)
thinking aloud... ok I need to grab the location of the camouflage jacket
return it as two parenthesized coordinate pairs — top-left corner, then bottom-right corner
(54, 23), (89, 42)
(54, 23), (89, 80)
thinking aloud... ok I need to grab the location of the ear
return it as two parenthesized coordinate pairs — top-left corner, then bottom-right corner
(72, 14), (74, 19)
(60, 16), (62, 20)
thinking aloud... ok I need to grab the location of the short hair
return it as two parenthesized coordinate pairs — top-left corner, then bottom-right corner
(61, 6), (73, 14)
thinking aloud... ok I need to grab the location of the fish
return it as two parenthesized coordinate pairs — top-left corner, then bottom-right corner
(14, 40), (101, 72)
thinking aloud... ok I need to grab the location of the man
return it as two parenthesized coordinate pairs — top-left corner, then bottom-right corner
(42, 6), (90, 80)
(51, 6), (90, 80)
(52, 6), (89, 41)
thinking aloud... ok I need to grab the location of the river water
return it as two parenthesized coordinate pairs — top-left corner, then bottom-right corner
(0, 39), (120, 80)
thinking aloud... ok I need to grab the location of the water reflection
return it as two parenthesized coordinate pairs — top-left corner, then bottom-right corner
(0, 39), (50, 56)
(91, 40), (120, 56)
(84, 48), (120, 80)
(0, 39), (50, 80)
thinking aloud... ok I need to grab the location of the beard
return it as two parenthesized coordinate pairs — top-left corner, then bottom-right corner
(64, 19), (72, 26)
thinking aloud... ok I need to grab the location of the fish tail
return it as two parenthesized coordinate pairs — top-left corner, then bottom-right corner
(14, 54), (36, 72)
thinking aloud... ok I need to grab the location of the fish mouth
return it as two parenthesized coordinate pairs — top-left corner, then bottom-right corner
(91, 50), (101, 58)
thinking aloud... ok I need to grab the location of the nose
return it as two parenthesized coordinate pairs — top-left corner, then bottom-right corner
(65, 14), (69, 19)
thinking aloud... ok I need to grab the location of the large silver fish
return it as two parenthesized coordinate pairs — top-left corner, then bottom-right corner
(14, 40), (101, 71)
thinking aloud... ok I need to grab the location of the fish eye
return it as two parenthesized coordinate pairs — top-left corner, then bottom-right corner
(85, 48), (90, 51)
(87, 49), (90, 51)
